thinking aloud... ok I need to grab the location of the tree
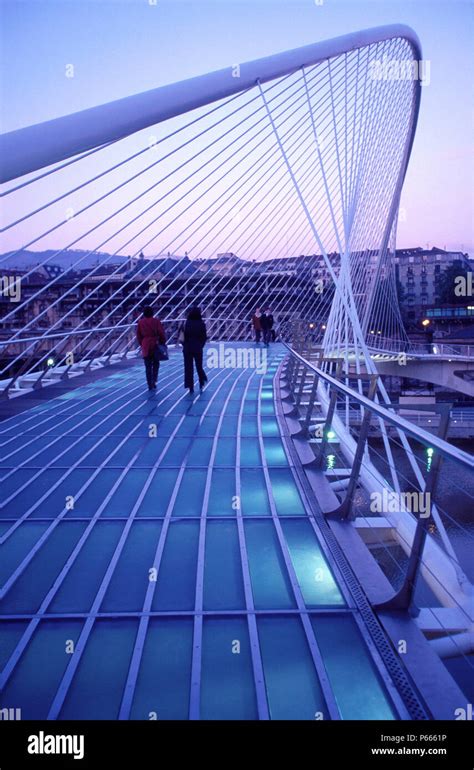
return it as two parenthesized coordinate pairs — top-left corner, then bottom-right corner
(437, 263), (469, 304)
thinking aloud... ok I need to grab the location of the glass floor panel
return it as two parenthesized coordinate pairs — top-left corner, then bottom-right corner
(0, 345), (402, 720)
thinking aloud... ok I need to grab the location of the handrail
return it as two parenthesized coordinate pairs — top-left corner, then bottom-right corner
(283, 343), (474, 471)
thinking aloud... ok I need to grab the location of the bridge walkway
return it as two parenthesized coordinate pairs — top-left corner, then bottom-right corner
(0, 343), (426, 720)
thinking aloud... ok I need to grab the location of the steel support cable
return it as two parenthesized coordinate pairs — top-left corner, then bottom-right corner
(2, 111), (282, 376)
(186, 127), (317, 263)
(138, 56), (356, 264)
(1, 91), (275, 323)
(343, 51), (386, 283)
(8, 73), (326, 376)
(151, 51), (360, 292)
(1, 87), (258, 228)
(0, 85), (299, 341)
(0, 139), (120, 197)
(289, 51), (366, 254)
(26, 123), (314, 376)
(156, 135), (328, 320)
(75, 66), (338, 337)
(81, 129), (325, 365)
(336, 82), (400, 352)
(347, 46), (371, 211)
(335, 85), (409, 354)
(357, 86), (412, 339)
(347, 40), (386, 219)
(364, 79), (413, 334)
(347, 39), (394, 215)
(1, 62), (325, 336)
(327, 58), (348, 246)
(1, 62), (317, 270)
(302, 66), (344, 259)
(103, 194), (323, 363)
(38, 143), (319, 369)
(201, 203), (334, 334)
(256, 77), (371, 361)
(6, 42), (408, 392)
(1, 81), (278, 255)
(0, 76), (318, 380)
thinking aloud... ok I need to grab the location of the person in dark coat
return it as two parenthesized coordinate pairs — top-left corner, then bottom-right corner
(252, 308), (262, 344)
(137, 305), (166, 390)
(260, 310), (270, 347)
(182, 306), (208, 394)
(265, 308), (275, 343)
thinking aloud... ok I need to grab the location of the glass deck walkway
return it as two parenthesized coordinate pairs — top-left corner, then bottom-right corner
(0, 344), (412, 720)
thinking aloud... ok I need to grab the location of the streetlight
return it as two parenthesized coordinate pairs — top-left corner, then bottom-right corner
(421, 318), (430, 327)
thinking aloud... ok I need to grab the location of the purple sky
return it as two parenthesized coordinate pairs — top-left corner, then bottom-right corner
(1, 0), (473, 256)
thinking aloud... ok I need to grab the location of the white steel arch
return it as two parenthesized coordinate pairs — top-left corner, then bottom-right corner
(0, 24), (421, 183)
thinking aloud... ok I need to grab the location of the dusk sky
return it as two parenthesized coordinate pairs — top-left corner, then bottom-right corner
(1, 0), (473, 255)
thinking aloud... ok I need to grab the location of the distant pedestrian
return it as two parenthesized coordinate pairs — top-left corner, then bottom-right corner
(260, 310), (270, 347)
(265, 308), (275, 344)
(137, 305), (166, 391)
(182, 306), (208, 394)
(252, 308), (262, 344)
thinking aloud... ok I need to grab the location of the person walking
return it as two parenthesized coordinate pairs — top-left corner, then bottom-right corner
(260, 309), (270, 347)
(252, 308), (262, 344)
(265, 308), (275, 344)
(137, 305), (166, 390)
(182, 306), (208, 394)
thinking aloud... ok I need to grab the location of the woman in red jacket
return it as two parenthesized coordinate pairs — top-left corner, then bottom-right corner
(136, 305), (166, 390)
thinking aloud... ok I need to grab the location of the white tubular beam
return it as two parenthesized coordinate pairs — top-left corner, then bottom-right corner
(0, 24), (421, 183)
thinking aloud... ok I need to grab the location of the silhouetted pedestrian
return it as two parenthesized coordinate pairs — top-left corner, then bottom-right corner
(265, 308), (274, 344)
(182, 306), (208, 394)
(137, 305), (166, 390)
(260, 310), (270, 347)
(252, 308), (262, 344)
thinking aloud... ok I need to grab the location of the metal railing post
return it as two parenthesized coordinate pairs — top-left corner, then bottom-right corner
(327, 374), (378, 520)
(295, 366), (307, 408)
(374, 406), (451, 612)
(316, 359), (343, 467)
(282, 355), (295, 386)
(301, 352), (324, 436)
(290, 358), (301, 392)
(1, 339), (42, 396)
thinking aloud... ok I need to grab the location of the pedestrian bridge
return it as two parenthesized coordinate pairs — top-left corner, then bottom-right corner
(0, 344), (471, 720)
(373, 353), (474, 398)
(1, 22), (473, 721)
